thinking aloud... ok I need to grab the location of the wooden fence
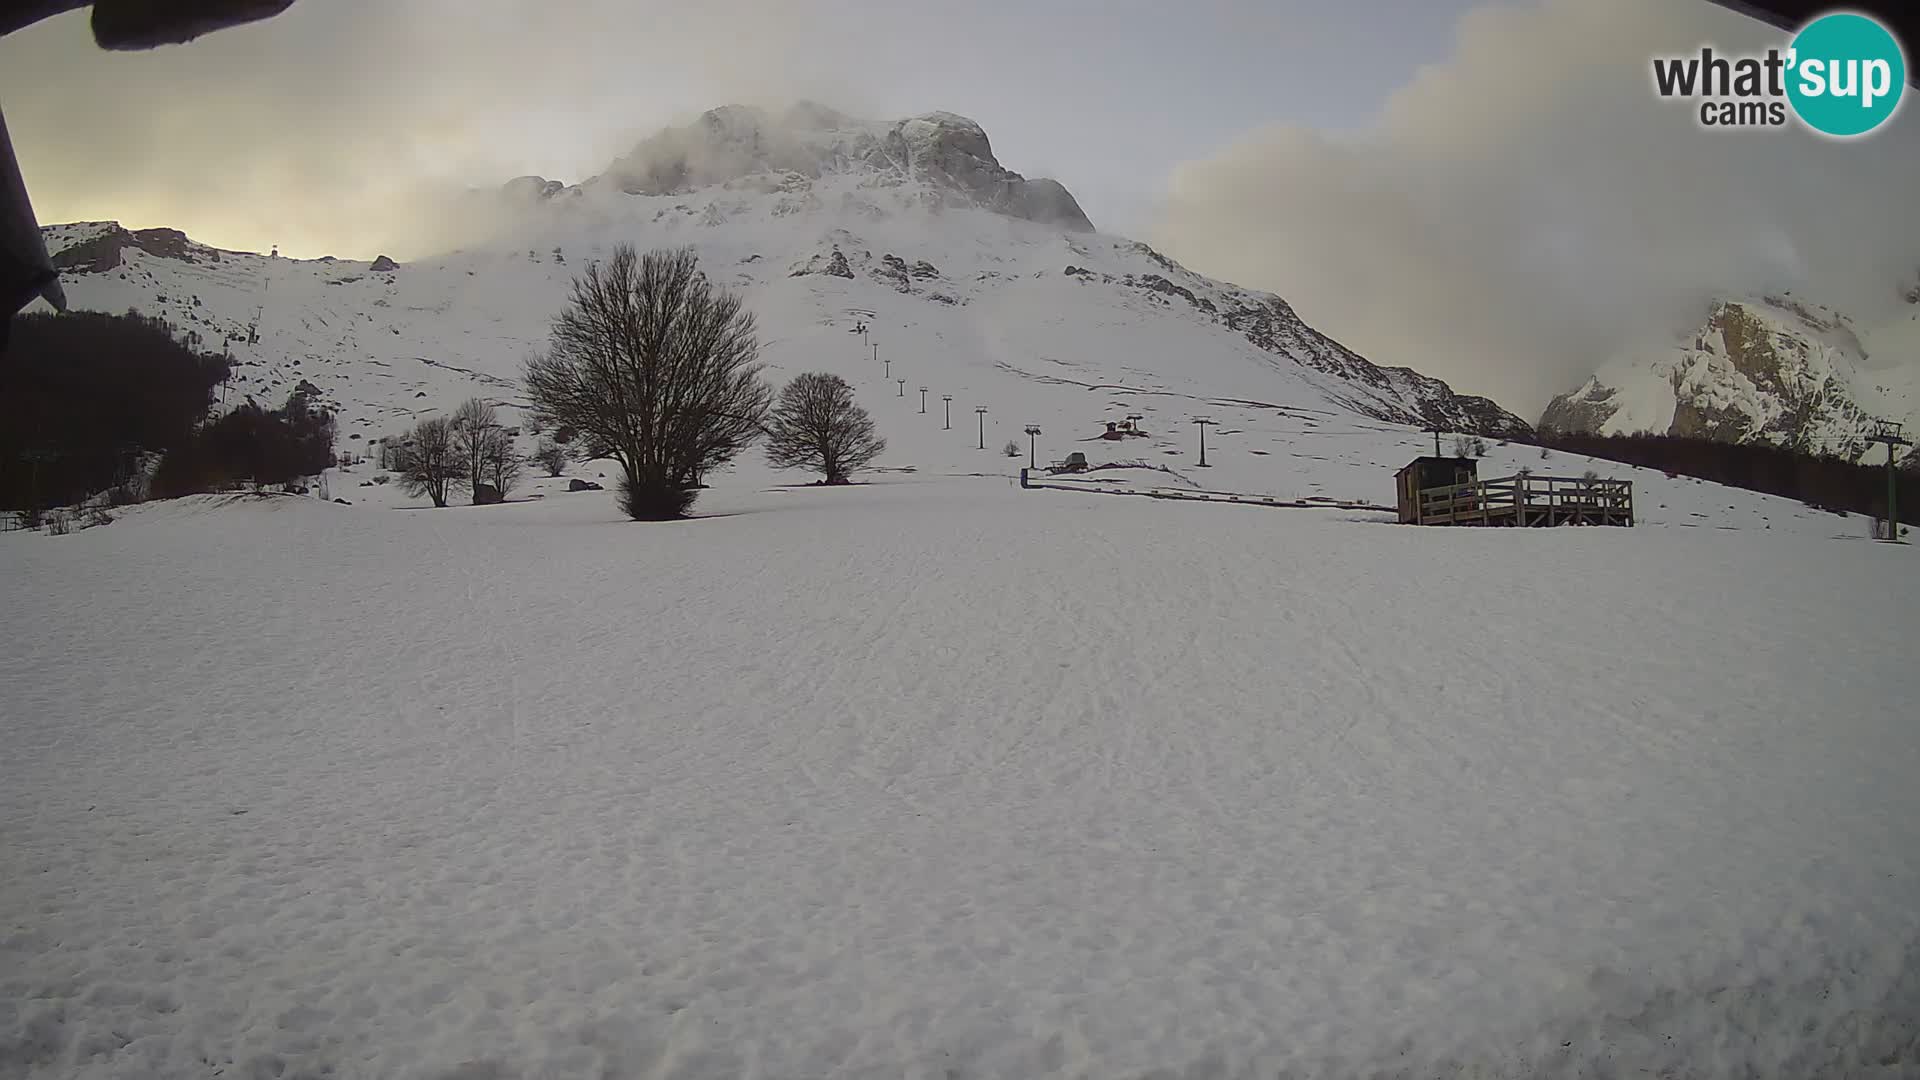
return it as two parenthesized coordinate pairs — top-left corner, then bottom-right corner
(1022, 470), (1393, 513)
(1416, 473), (1633, 527)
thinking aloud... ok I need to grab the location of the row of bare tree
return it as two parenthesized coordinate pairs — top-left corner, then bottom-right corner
(387, 245), (885, 517)
(391, 397), (522, 508)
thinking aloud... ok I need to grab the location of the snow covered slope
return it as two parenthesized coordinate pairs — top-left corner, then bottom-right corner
(1542, 293), (1920, 462)
(39, 211), (1872, 533)
(32, 108), (1529, 487)
(4, 480), (1917, 1078)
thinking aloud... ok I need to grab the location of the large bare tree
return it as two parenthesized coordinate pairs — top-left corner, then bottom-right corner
(397, 416), (461, 508)
(523, 245), (771, 519)
(451, 397), (500, 504)
(764, 372), (886, 484)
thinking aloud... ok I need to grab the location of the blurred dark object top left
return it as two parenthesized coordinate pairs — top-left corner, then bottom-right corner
(2, 0), (295, 48)
(1, 0), (296, 354)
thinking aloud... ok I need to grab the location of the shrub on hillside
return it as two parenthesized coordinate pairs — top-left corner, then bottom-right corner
(533, 438), (570, 477)
(1452, 435), (1488, 458)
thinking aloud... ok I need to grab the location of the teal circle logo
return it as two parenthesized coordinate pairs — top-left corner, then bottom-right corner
(1786, 12), (1906, 137)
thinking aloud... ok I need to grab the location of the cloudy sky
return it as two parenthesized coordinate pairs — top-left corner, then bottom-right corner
(3, 0), (1916, 413)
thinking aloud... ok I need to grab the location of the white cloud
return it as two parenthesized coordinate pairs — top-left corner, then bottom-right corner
(0, 0), (869, 259)
(1151, 0), (1920, 417)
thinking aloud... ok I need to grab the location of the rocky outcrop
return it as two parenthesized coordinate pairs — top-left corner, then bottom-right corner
(789, 247), (854, 279)
(370, 255), (398, 272)
(875, 112), (1094, 231)
(874, 254), (913, 292)
(49, 226), (213, 273)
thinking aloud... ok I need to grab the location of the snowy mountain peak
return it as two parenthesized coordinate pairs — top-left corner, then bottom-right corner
(573, 105), (1094, 232)
(1542, 293), (1919, 461)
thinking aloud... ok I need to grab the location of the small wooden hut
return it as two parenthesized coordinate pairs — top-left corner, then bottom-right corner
(1395, 457), (1479, 524)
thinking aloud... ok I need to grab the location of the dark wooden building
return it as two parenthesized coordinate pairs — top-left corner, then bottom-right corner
(1395, 457), (1479, 524)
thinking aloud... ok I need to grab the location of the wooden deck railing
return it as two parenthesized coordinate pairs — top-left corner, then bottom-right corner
(1417, 474), (1632, 526)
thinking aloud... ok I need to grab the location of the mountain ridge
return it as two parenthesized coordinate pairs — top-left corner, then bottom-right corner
(500, 103), (1097, 234)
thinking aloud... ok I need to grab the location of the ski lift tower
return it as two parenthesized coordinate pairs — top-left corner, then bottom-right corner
(1867, 420), (1911, 541)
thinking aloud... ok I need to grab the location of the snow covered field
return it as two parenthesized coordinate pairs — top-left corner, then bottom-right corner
(5, 476), (1918, 1079)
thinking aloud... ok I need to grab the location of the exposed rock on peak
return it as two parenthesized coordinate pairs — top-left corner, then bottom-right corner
(1540, 295), (1912, 460)
(597, 105), (1094, 232)
(789, 247), (854, 279)
(370, 255), (398, 272)
(48, 224), (217, 273)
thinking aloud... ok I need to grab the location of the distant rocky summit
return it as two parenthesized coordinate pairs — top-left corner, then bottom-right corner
(50, 225), (215, 273)
(590, 103), (1095, 232)
(1541, 294), (1918, 461)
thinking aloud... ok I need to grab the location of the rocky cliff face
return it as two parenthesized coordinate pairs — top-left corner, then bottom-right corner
(569, 104), (1095, 232)
(1541, 295), (1916, 461)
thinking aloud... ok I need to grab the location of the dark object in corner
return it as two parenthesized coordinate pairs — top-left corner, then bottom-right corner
(2, 1), (298, 48)
(3, 1), (299, 358)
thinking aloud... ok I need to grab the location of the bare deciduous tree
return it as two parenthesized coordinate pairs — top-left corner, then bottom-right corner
(533, 437), (570, 477)
(764, 372), (885, 484)
(480, 426), (521, 499)
(523, 245), (772, 519)
(451, 397), (500, 505)
(398, 416), (462, 507)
